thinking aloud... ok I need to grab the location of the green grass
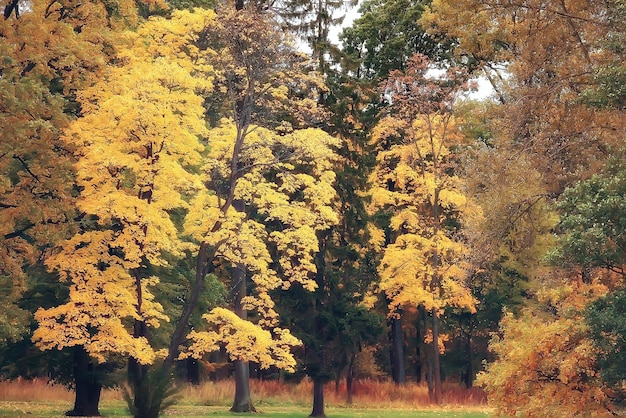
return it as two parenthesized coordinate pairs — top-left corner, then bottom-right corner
(0, 400), (490, 417)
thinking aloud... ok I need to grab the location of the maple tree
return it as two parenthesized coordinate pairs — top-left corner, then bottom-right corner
(335, 0), (460, 386)
(31, 8), (212, 416)
(181, 118), (341, 409)
(367, 54), (475, 403)
(148, 5), (340, 414)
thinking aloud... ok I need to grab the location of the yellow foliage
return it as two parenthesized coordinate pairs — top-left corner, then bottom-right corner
(368, 112), (475, 316)
(33, 10), (213, 364)
(187, 118), (340, 296)
(424, 330), (450, 354)
(183, 307), (301, 372)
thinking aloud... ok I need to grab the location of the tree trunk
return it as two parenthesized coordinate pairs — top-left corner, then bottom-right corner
(415, 307), (426, 383)
(310, 380), (326, 417)
(231, 360), (256, 412)
(390, 314), (406, 384)
(186, 358), (200, 385)
(464, 332), (473, 388)
(230, 263), (256, 412)
(431, 307), (443, 404)
(346, 355), (355, 405)
(66, 347), (102, 417)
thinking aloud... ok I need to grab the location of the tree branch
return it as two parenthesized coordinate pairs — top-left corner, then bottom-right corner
(12, 154), (40, 182)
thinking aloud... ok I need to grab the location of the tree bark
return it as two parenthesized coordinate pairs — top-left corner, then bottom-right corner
(390, 315), (406, 384)
(66, 347), (102, 417)
(310, 380), (326, 417)
(231, 360), (256, 412)
(431, 307), (443, 404)
(230, 263), (256, 412)
(346, 355), (355, 405)
(415, 307), (426, 383)
(186, 358), (200, 385)
(464, 332), (473, 388)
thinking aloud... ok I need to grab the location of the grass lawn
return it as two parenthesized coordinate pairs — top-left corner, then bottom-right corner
(0, 400), (490, 417)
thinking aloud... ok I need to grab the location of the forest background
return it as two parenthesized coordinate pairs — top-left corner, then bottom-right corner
(0, 0), (625, 417)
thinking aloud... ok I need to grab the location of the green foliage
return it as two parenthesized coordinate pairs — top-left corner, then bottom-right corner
(586, 288), (626, 395)
(581, 64), (626, 110)
(548, 157), (626, 275)
(123, 364), (180, 418)
(341, 0), (452, 80)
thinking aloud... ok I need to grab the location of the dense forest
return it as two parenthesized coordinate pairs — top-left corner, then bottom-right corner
(0, 0), (624, 417)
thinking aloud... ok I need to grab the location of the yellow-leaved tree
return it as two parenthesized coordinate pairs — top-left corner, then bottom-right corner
(367, 54), (475, 403)
(32, 8), (212, 417)
(0, 0), (149, 346)
(158, 5), (339, 414)
(182, 119), (340, 369)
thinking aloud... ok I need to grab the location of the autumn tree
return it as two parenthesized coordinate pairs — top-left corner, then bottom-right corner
(367, 54), (475, 403)
(153, 5), (339, 414)
(0, 1), (171, 415)
(181, 118), (341, 412)
(421, 0), (625, 192)
(0, 0), (146, 345)
(32, 8), (212, 416)
(454, 100), (561, 387)
(477, 281), (615, 417)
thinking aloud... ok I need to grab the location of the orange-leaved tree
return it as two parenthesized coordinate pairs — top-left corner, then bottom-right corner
(367, 54), (475, 403)
(477, 279), (614, 417)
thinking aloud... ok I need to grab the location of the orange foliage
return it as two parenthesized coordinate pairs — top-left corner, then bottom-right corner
(477, 280), (614, 417)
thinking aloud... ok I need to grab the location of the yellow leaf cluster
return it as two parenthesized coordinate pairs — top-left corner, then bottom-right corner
(183, 308), (301, 372)
(186, 119), (340, 294)
(368, 111), (475, 316)
(33, 232), (167, 364)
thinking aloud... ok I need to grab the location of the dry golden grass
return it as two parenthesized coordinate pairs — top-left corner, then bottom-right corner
(0, 377), (486, 409)
(0, 377), (74, 402)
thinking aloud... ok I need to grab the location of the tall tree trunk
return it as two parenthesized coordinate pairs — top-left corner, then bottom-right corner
(415, 308), (426, 383)
(232, 360), (255, 412)
(430, 184), (443, 404)
(390, 314), (406, 384)
(464, 332), (473, 388)
(66, 347), (102, 417)
(431, 307), (443, 404)
(231, 263), (256, 412)
(310, 380), (326, 417)
(346, 354), (355, 405)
